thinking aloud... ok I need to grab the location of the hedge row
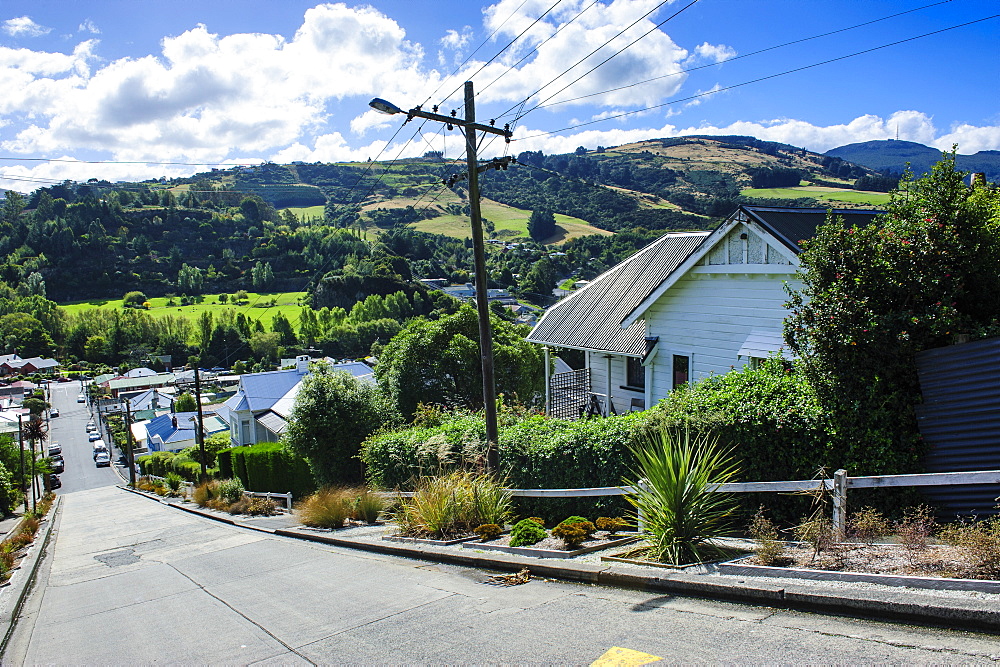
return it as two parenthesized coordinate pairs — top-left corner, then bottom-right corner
(217, 442), (316, 499)
(137, 451), (218, 482)
(361, 411), (650, 520)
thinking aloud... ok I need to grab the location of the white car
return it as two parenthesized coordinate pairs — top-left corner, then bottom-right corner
(77, 394), (86, 403)
(88, 432), (101, 442)
(86, 422), (97, 432)
(50, 407), (60, 417)
(95, 451), (111, 467)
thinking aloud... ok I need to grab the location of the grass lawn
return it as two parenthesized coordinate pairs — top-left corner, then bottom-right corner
(60, 291), (308, 331)
(741, 186), (890, 206)
(411, 198), (611, 243)
(283, 205), (326, 218)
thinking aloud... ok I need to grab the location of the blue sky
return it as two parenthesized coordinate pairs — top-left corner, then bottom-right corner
(0, 0), (997, 191)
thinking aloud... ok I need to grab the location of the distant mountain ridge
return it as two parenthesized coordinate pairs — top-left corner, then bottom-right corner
(825, 140), (1000, 181)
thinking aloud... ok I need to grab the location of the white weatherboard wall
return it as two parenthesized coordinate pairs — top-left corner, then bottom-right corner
(645, 272), (800, 400)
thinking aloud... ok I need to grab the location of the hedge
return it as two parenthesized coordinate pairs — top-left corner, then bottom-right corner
(217, 442), (316, 500)
(361, 411), (651, 520)
(137, 451), (218, 482)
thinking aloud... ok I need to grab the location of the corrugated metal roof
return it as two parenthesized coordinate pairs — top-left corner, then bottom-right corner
(526, 232), (709, 355)
(742, 206), (883, 253)
(108, 374), (174, 391)
(915, 337), (1000, 517)
(257, 410), (287, 436)
(737, 330), (792, 360)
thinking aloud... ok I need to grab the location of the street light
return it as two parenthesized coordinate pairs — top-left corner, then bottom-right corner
(368, 98), (403, 115)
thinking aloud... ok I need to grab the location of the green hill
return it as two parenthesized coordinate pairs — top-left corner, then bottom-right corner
(826, 140), (1000, 181)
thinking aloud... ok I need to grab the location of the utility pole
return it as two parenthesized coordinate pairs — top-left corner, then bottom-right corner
(192, 364), (207, 482)
(124, 398), (137, 488)
(17, 414), (25, 509)
(369, 82), (513, 471)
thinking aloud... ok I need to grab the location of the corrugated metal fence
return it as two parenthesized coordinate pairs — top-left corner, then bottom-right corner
(915, 337), (1000, 516)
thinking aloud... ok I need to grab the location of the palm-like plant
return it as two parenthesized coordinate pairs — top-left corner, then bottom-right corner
(624, 428), (741, 565)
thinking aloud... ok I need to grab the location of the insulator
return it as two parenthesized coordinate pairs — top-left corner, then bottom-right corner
(447, 124), (453, 131)
(432, 105), (438, 113)
(450, 109), (457, 117)
(489, 119), (495, 126)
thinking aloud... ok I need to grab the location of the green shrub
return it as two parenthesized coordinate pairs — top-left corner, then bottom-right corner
(217, 477), (245, 505)
(474, 523), (503, 541)
(551, 519), (594, 548)
(137, 451), (217, 483)
(192, 481), (220, 507)
(509, 518), (547, 547)
(392, 471), (511, 540)
(164, 472), (184, 494)
(595, 517), (628, 535)
(297, 488), (352, 528)
(625, 428), (741, 565)
(351, 489), (385, 524)
(219, 442), (316, 499)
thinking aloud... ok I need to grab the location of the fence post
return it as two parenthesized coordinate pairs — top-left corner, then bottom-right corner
(285, 492), (292, 511)
(832, 469), (847, 538)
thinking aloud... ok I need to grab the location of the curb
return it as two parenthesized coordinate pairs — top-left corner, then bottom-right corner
(119, 486), (1000, 634)
(0, 496), (61, 655)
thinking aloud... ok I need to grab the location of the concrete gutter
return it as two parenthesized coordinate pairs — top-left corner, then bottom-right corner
(119, 486), (1000, 634)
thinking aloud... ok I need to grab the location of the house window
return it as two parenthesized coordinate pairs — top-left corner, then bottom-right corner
(625, 357), (645, 390)
(672, 354), (690, 389)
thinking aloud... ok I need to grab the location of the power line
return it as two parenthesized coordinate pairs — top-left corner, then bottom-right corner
(528, 0), (960, 112)
(512, 14), (1000, 140)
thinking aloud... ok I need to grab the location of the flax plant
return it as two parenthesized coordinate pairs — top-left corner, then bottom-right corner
(625, 428), (741, 565)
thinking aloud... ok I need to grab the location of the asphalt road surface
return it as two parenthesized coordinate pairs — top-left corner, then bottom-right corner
(45, 381), (121, 494)
(5, 486), (1000, 664)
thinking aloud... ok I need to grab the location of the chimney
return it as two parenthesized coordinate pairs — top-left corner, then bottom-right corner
(171, 416), (177, 429)
(296, 354), (310, 375)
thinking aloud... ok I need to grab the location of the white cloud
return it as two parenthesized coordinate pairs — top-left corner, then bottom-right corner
(2, 16), (51, 38)
(685, 42), (736, 65)
(78, 19), (100, 35)
(441, 27), (472, 50)
(684, 83), (722, 107)
(270, 132), (394, 164)
(503, 111), (1000, 157)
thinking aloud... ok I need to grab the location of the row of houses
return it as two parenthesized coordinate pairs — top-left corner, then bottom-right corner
(0, 354), (60, 376)
(125, 356), (375, 454)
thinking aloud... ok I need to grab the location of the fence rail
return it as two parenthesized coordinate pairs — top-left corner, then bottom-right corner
(391, 470), (1000, 533)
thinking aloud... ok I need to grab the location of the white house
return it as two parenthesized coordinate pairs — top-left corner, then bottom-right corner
(526, 205), (883, 417)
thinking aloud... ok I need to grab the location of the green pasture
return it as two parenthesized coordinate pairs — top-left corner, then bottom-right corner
(60, 291), (309, 330)
(411, 199), (611, 244)
(741, 186), (890, 206)
(283, 205), (326, 219)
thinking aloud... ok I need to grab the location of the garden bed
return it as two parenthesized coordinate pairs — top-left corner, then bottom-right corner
(601, 544), (748, 569)
(721, 543), (1000, 593)
(383, 533), (481, 546)
(463, 533), (639, 559)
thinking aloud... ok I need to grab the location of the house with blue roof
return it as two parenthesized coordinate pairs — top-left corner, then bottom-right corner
(223, 356), (375, 447)
(138, 410), (229, 453)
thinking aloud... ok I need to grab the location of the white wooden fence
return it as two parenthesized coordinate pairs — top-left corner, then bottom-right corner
(391, 470), (1000, 533)
(141, 475), (293, 511)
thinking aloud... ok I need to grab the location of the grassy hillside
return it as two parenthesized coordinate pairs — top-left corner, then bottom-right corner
(740, 186), (890, 206)
(61, 291), (308, 330)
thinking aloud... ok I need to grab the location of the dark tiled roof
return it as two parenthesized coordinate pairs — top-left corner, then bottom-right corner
(526, 232), (709, 355)
(743, 205), (884, 253)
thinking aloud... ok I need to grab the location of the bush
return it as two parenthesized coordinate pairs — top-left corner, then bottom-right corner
(392, 471), (511, 540)
(192, 480), (221, 507)
(474, 523), (503, 541)
(749, 506), (787, 566)
(848, 507), (890, 545)
(297, 488), (352, 528)
(351, 489), (385, 524)
(625, 428), (741, 565)
(940, 516), (1000, 578)
(551, 519), (594, 548)
(217, 477), (245, 505)
(509, 518), (547, 547)
(137, 451), (217, 483)
(217, 442), (315, 499)
(165, 472), (184, 495)
(362, 409), (649, 521)
(595, 517), (628, 535)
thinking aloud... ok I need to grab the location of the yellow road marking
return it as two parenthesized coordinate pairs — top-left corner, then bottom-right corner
(590, 646), (662, 666)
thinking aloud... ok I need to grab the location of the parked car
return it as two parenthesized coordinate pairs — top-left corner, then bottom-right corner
(48, 474), (61, 489)
(50, 407), (59, 417)
(92, 441), (107, 459)
(51, 456), (65, 474)
(88, 432), (101, 442)
(94, 452), (111, 467)
(77, 394), (86, 403)
(48, 443), (61, 456)
(86, 422), (97, 432)
(57, 376), (71, 383)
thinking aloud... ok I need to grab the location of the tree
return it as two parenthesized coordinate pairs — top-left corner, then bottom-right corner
(249, 331), (280, 360)
(284, 364), (400, 485)
(123, 291), (148, 307)
(252, 261), (274, 289)
(174, 392), (197, 412)
(0, 313), (55, 357)
(785, 152), (1000, 475)
(2, 190), (25, 226)
(528, 208), (556, 242)
(376, 303), (545, 418)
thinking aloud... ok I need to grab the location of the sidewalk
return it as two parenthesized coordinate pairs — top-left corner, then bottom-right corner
(123, 486), (1000, 634)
